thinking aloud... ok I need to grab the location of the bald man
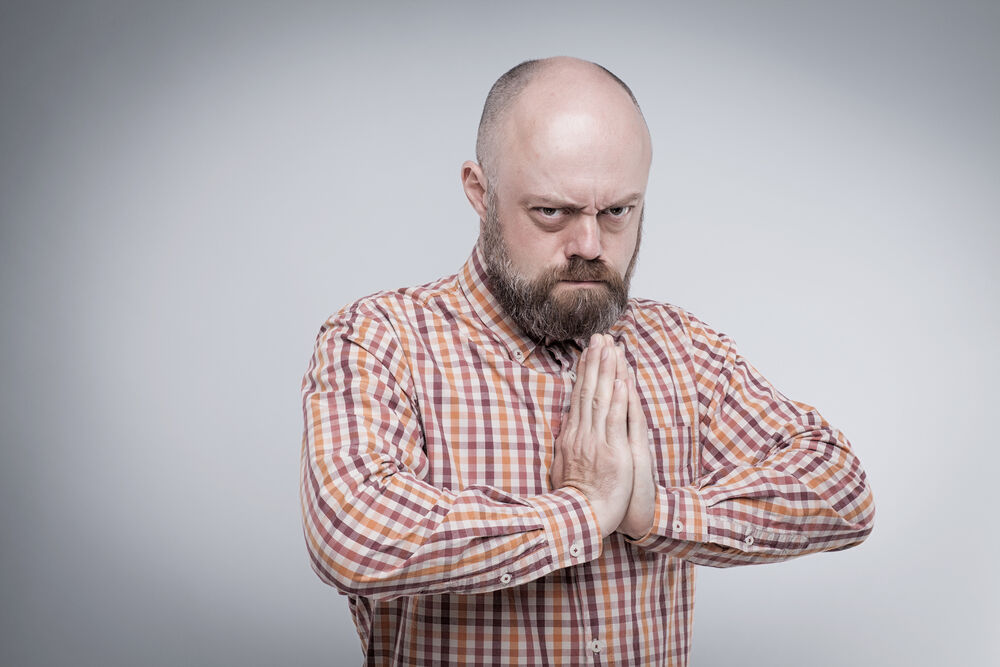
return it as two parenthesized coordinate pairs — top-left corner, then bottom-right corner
(301, 57), (874, 666)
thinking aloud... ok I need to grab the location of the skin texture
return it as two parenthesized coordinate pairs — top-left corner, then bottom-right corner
(464, 58), (651, 295)
(550, 333), (654, 538)
(461, 57), (656, 539)
(478, 198), (634, 342)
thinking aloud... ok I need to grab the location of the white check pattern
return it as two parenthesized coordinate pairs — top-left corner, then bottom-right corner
(301, 246), (875, 665)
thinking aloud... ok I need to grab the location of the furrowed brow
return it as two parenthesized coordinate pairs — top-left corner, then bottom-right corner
(603, 193), (643, 208)
(521, 195), (580, 209)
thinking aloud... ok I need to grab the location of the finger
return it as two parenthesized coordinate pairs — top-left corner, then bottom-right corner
(551, 441), (563, 488)
(615, 343), (628, 382)
(606, 377), (628, 447)
(563, 346), (588, 434)
(605, 344), (628, 437)
(627, 367), (647, 445)
(590, 339), (619, 434)
(578, 334), (604, 431)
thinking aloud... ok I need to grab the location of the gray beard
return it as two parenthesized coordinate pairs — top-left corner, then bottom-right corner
(479, 196), (641, 342)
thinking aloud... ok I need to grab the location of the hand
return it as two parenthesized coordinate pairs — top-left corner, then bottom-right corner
(619, 367), (655, 539)
(551, 334), (634, 538)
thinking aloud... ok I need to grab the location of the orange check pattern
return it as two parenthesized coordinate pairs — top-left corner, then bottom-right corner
(301, 247), (875, 666)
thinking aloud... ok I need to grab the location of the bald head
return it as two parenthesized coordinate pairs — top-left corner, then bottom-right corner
(475, 57), (649, 184)
(460, 57), (652, 341)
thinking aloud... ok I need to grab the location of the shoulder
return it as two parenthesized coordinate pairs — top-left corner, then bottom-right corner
(626, 297), (726, 341)
(318, 272), (463, 342)
(625, 297), (734, 366)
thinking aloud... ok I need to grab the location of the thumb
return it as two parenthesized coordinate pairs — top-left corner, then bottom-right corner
(551, 442), (563, 489)
(627, 367), (646, 444)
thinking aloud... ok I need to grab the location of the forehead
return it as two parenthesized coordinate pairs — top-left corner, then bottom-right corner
(491, 64), (652, 204)
(497, 109), (651, 204)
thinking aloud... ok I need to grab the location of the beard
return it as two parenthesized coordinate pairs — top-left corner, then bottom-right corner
(479, 193), (641, 343)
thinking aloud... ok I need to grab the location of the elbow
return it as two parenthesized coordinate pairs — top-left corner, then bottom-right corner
(856, 485), (876, 543)
(301, 502), (386, 598)
(302, 517), (358, 595)
(300, 461), (385, 598)
(304, 536), (351, 592)
(303, 524), (387, 599)
(830, 473), (876, 552)
(301, 490), (372, 597)
(302, 509), (413, 600)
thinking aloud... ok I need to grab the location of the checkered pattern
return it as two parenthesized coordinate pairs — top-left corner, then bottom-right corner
(301, 247), (875, 665)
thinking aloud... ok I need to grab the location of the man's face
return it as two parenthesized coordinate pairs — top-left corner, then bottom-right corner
(481, 191), (641, 342)
(480, 104), (651, 342)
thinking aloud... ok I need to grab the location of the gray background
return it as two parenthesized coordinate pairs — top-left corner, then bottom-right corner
(1, 1), (997, 665)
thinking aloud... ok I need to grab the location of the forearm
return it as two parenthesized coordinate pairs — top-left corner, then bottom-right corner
(628, 423), (874, 566)
(301, 451), (602, 598)
(301, 308), (603, 599)
(619, 315), (877, 565)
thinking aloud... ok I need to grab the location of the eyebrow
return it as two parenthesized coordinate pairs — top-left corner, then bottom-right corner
(521, 193), (643, 209)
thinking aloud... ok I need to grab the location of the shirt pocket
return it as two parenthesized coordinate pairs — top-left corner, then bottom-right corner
(648, 425), (695, 487)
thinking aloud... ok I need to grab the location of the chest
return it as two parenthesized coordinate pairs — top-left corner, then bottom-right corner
(407, 334), (697, 495)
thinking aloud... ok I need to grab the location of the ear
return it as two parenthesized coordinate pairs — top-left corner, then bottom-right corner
(460, 160), (489, 220)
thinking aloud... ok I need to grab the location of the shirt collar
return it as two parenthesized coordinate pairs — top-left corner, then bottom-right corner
(457, 245), (632, 364)
(458, 244), (541, 362)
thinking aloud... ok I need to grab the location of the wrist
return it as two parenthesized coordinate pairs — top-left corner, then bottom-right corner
(621, 472), (656, 539)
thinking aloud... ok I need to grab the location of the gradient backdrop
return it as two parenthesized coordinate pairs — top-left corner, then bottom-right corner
(1, 1), (997, 665)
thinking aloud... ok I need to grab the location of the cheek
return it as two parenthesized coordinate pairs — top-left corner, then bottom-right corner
(607, 229), (639, 270)
(511, 244), (558, 279)
(502, 223), (560, 273)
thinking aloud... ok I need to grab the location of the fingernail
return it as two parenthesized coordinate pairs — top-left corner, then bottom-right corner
(601, 346), (609, 360)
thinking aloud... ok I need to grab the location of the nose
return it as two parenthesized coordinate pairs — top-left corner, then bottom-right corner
(565, 214), (602, 260)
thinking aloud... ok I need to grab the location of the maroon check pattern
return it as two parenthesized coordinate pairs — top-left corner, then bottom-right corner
(301, 247), (875, 665)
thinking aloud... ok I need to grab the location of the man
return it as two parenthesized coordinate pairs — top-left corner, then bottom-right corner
(301, 57), (874, 665)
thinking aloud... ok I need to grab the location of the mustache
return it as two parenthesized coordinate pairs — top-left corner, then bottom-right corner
(553, 257), (620, 283)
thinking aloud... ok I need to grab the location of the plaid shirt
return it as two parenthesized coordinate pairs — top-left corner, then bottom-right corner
(301, 247), (874, 665)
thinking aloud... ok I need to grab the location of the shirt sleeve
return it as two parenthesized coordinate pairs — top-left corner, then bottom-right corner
(629, 314), (875, 565)
(300, 302), (602, 600)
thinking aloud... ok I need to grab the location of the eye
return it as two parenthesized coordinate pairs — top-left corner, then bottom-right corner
(603, 205), (632, 218)
(533, 206), (571, 221)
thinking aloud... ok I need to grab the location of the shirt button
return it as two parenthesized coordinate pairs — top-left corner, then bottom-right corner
(568, 370), (577, 381)
(673, 520), (684, 532)
(569, 542), (582, 558)
(513, 350), (523, 360)
(499, 573), (512, 585)
(590, 639), (601, 654)
(744, 535), (754, 546)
